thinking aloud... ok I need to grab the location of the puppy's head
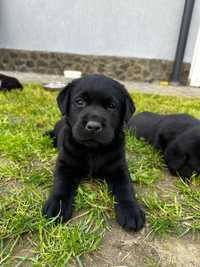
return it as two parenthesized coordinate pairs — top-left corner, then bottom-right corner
(164, 128), (200, 180)
(57, 74), (135, 147)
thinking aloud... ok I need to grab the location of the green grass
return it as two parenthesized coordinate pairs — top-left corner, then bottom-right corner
(1, 85), (200, 265)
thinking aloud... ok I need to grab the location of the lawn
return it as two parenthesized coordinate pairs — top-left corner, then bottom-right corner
(1, 84), (200, 266)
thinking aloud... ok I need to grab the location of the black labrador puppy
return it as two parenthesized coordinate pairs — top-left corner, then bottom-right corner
(43, 74), (145, 231)
(128, 111), (200, 180)
(0, 73), (23, 91)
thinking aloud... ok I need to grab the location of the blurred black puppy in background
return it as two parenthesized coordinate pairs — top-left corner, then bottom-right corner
(0, 73), (23, 91)
(128, 111), (200, 180)
(43, 74), (145, 231)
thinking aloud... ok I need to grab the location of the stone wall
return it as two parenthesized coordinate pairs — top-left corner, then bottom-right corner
(0, 49), (190, 84)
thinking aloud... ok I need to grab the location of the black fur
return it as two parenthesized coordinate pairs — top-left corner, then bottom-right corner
(0, 73), (23, 91)
(128, 111), (200, 180)
(165, 127), (200, 179)
(43, 74), (145, 231)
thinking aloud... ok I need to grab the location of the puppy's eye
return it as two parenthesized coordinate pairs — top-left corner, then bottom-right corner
(107, 103), (116, 109)
(75, 98), (86, 107)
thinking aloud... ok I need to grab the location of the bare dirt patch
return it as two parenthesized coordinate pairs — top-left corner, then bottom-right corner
(81, 171), (200, 267)
(82, 222), (200, 267)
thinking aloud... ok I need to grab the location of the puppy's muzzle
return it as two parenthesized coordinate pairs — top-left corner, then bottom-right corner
(85, 120), (103, 133)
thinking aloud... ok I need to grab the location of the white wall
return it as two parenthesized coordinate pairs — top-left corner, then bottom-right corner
(0, 0), (199, 63)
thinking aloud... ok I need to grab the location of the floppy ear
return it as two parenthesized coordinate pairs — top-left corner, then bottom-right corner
(57, 79), (78, 115)
(124, 93), (136, 123)
(114, 82), (135, 124)
(164, 142), (186, 172)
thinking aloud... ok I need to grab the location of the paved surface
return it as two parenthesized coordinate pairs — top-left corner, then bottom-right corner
(1, 70), (200, 98)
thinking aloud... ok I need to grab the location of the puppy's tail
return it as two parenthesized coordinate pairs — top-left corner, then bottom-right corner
(44, 130), (58, 148)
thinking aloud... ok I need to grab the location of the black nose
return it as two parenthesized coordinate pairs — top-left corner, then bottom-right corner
(85, 121), (102, 132)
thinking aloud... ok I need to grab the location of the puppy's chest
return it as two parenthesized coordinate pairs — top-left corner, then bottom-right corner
(87, 152), (106, 177)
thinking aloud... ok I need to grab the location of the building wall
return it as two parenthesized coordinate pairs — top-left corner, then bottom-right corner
(0, 0), (199, 63)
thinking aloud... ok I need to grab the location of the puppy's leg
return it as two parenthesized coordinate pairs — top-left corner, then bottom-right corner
(108, 169), (145, 231)
(43, 160), (82, 221)
(177, 165), (193, 182)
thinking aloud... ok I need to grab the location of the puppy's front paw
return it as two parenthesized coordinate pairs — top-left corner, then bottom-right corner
(43, 195), (72, 222)
(115, 200), (145, 231)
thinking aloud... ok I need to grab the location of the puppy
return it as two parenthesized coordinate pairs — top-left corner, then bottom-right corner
(0, 73), (23, 91)
(127, 112), (200, 180)
(43, 74), (145, 231)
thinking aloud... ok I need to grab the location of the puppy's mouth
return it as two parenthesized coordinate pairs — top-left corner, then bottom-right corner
(72, 130), (113, 147)
(76, 138), (101, 147)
